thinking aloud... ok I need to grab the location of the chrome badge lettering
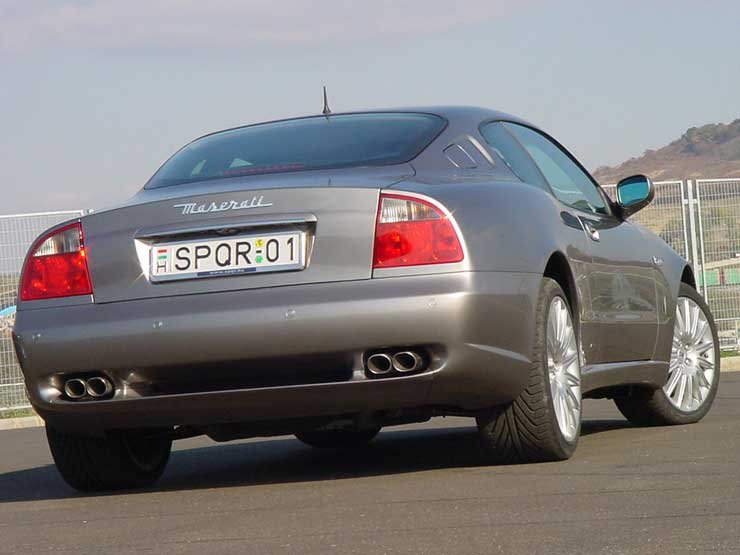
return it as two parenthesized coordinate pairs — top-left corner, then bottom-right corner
(174, 196), (273, 216)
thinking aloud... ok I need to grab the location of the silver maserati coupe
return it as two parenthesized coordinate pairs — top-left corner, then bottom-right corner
(13, 106), (719, 491)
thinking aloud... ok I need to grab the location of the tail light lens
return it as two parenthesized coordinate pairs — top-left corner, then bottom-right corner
(373, 193), (464, 268)
(20, 223), (92, 301)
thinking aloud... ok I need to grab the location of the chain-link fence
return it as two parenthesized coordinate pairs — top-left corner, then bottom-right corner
(1, 211), (84, 411)
(695, 179), (740, 352)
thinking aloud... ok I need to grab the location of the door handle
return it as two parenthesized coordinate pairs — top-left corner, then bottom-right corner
(582, 221), (600, 242)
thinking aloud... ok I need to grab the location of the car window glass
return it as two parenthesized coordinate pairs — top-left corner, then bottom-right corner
(190, 160), (206, 176)
(504, 123), (608, 215)
(479, 123), (548, 191)
(147, 113), (446, 189)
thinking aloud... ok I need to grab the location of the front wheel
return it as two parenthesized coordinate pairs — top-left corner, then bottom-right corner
(46, 425), (172, 492)
(614, 282), (720, 426)
(476, 278), (582, 463)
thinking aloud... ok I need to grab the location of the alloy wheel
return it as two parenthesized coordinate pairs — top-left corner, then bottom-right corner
(546, 296), (582, 442)
(665, 296), (716, 412)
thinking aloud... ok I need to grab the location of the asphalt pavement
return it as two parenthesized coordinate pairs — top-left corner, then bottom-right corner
(1, 374), (739, 554)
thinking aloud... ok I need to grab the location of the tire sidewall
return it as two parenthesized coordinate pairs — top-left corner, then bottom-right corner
(46, 425), (172, 492)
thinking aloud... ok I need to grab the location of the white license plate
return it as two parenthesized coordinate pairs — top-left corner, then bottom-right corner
(149, 231), (305, 282)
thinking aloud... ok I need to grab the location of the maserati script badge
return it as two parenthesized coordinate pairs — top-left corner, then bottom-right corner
(174, 196), (273, 215)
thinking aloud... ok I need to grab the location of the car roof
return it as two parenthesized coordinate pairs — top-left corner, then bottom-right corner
(348, 106), (536, 128)
(197, 106), (540, 142)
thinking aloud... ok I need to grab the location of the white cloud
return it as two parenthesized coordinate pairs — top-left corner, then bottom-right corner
(0, 0), (527, 54)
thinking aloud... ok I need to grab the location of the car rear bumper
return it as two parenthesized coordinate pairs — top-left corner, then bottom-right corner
(14, 271), (541, 433)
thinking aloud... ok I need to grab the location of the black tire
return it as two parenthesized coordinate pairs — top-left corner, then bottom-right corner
(614, 282), (720, 426)
(295, 427), (381, 449)
(476, 278), (580, 463)
(46, 425), (172, 492)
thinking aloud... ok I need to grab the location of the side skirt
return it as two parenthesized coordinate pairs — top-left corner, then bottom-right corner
(582, 360), (669, 398)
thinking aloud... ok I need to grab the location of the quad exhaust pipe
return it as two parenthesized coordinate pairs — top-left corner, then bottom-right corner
(392, 351), (424, 373)
(63, 376), (114, 400)
(367, 353), (393, 375)
(86, 376), (114, 398)
(63, 378), (87, 400)
(366, 349), (426, 377)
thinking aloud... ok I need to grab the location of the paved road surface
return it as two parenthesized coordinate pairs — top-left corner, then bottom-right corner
(2, 374), (739, 554)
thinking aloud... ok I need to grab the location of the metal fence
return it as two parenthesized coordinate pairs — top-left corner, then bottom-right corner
(694, 179), (740, 351)
(602, 180), (690, 261)
(1, 179), (740, 410)
(1, 211), (84, 411)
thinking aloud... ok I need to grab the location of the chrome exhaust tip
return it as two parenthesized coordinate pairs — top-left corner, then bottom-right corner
(392, 351), (424, 373)
(64, 378), (87, 400)
(86, 376), (113, 398)
(367, 353), (393, 375)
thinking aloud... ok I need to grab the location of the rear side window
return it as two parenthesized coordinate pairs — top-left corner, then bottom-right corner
(504, 123), (609, 215)
(146, 113), (446, 188)
(479, 122), (549, 191)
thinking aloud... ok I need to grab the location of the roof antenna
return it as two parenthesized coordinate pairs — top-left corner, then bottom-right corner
(322, 85), (332, 116)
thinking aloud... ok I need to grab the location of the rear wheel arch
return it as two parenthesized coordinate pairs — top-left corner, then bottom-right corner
(543, 252), (579, 325)
(476, 277), (581, 462)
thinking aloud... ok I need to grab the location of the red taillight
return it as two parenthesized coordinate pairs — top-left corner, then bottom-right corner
(20, 223), (92, 301)
(372, 193), (464, 268)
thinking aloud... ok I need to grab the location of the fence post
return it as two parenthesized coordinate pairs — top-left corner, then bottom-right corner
(686, 180), (702, 292)
(694, 180), (709, 298)
(679, 181), (690, 261)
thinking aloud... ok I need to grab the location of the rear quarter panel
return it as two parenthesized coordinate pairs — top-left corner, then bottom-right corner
(393, 177), (689, 365)
(389, 177), (582, 275)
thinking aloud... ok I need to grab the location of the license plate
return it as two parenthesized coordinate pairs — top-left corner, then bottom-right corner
(149, 231), (305, 282)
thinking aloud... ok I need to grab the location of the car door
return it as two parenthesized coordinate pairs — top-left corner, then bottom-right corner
(503, 122), (659, 364)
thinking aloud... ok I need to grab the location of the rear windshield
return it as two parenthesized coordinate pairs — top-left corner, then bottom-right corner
(146, 113), (446, 188)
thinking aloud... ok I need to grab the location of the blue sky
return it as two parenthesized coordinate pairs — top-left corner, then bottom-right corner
(1, 0), (739, 213)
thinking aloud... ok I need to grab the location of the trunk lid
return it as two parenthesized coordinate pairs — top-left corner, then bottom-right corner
(84, 167), (411, 303)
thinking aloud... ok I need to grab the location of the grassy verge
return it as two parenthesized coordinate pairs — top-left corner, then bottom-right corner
(720, 351), (739, 359)
(0, 407), (35, 419)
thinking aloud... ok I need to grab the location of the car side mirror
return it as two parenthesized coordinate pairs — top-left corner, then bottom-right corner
(616, 174), (654, 218)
